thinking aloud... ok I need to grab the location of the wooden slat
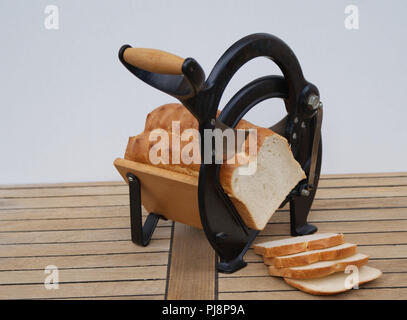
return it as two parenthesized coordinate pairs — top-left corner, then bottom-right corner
(275, 196), (407, 212)
(0, 252), (169, 271)
(0, 207), (172, 231)
(0, 216), (171, 232)
(0, 280), (166, 299)
(219, 288), (407, 300)
(316, 186), (407, 199)
(0, 206), (130, 220)
(358, 245), (407, 259)
(261, 220), (407, 236)
(63, 295), (165, 300)
(219, 274), (292, 292)
(0, 194), (128, 210)
(321, 172), (407, 178)
(255, 232), (407, 246)
(0, 185), (127, 198)
(0, 266), (167, 285)
(270, 208), (407, 223)
(309, 197), (407, 210)
(367, 258), (407, 273)
(0, 227), (171, 245)
(0, 181), (124, 190)
(166, 223), (215, 299)
(319, 176), (407, 188)
(219, 262), (269, 278)
(0, 240), (170, 258)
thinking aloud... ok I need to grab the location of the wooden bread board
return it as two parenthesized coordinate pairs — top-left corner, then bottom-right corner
(114, 158), (202, 229)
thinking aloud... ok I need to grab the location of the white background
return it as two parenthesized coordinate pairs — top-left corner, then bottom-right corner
(0, 0), (406, 184)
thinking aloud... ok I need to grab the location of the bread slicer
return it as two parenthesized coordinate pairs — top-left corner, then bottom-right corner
(114, 33), (323, 273)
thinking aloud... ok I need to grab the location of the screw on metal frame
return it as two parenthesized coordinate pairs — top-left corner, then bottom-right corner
(307, 94), (320, 110)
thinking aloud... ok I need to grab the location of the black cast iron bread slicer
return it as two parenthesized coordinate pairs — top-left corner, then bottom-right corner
(116, 33), (323, 273)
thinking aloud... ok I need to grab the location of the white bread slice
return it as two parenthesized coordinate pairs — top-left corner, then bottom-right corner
(264, 243), (357, 268)
(125, 103), (306, 230)
(253, 233), (344, 257)
(222, 133), (306, 230)
(269, 253), (369, 279)
(284, 265), (382, 295)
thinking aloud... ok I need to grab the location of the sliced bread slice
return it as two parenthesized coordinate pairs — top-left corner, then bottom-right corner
(284, 265), (382, 295)
(253, 233), (344, 257)
(264, 243), (357, 268)
(269, 253), (369, 279)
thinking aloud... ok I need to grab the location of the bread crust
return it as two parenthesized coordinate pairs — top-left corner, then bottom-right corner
(268, 254), (369, 279)
(264, 243), (357, 268)
(254, 234), (345, 258)
(307, 234), (345, 250)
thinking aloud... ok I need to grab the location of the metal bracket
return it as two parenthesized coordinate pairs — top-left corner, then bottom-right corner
(127, 173), (163, 246)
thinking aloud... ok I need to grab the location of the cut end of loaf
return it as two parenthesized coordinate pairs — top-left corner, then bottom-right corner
(227, 134), (305, 230)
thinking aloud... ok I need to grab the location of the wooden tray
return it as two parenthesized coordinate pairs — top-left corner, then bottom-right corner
(114, 158), (202, 229)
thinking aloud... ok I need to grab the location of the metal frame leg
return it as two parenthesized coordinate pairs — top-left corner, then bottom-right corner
(127, 173), (162, 246)
(289, 197), (317, 236)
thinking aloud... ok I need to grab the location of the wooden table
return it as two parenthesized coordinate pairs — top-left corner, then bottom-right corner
(0, 172), (406, 300)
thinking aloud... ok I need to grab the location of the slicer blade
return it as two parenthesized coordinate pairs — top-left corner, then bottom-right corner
(269, 115), (288, 136)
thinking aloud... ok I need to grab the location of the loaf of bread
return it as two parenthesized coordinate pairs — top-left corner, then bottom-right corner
(124, 103), (305, 230)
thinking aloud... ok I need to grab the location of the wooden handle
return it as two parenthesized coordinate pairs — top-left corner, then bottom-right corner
(123, 48), (184, 75)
